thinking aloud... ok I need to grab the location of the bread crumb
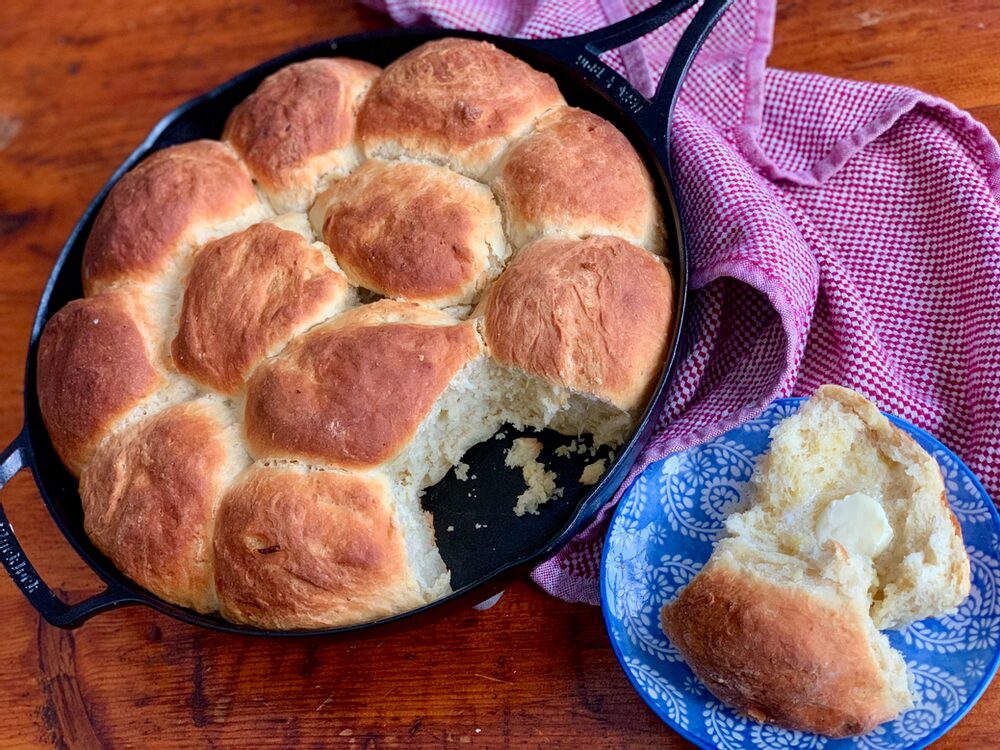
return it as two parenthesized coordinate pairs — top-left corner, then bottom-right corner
(506, 437), (541, 465)
(555, 438), (592, 458)
(446, 525), (454, 532)
(454, 461), (470, 481)
(495, 431), (507, 440)
(505, 437), (560, 516)
(580, 458), (607, 485)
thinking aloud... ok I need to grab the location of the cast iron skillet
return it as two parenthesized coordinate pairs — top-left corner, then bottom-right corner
(0, 0), (732, 635)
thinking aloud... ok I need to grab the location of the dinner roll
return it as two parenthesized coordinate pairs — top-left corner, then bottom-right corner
(171, 221), (351, 394)
(224, 58), (380, 212)
(244, 300), (490, 485)
(479, 235), (672, 444)
(310, 160), (507, 307)
(662, 537), (912, 738)
(82, 140), (268, 295)
(357, 38), (564, 178)
(660, 386), (971, 737)
(213, 465), (444, 629)
(36, 291), (165, 475)
(80, 399), (247, 613)
(493, 107), (664, 253)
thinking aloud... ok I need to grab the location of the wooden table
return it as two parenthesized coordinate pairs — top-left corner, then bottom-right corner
(1, 1), (997, 747)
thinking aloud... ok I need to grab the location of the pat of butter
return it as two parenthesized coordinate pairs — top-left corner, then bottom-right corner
(816, 492), (893, 557)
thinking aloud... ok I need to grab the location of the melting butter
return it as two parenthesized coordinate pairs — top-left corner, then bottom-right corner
(816, 492), (893, 557)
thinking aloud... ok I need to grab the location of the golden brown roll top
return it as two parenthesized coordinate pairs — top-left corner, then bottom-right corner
(224, 58), (380, 212)
(493, 107), (664, 253)
(82, 140), (266, 295)
(79, 399), (247, 613)
(310, 160), (506, 307)
(244, 300), (482, 470)
(357, 38), (564, 178)
(480, 236), (673, 413)
(213, 465), (425, 629)
(660, 556), (911, 738)
(171, 221), (351, 394)
(36, 291), (165, 475)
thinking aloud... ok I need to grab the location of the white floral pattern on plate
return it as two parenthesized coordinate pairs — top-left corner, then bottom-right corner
(602, 399), (1000, 750)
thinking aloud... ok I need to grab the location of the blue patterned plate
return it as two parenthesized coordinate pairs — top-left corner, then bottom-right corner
(601, 398), (1000, 749)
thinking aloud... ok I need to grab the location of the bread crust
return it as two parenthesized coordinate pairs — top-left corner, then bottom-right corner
(494, 107), (663, 252)
(79, 400), (242, 613)
(481, 236), (672, 411)
(357, 38), (564, 176)
(172, 222), (349, 393)
(244, 301), (482, 469)
(661, 561), (909, 738)
(36, 291), (163, 475)
(213, 465), (422, 629)
(224, 58), (379, 210)
(313, 160), (503, 305)
(82, 140), (259, 293)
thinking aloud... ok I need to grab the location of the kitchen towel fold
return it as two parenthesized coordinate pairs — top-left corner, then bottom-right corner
(364, 0), (1000, 605)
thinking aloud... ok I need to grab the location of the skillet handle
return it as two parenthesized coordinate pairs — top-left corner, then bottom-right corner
(651, 0), (733, 137)
(525, 0), (733, 160)
(529, 0), (699, 58)
(0, 430), (140, 628)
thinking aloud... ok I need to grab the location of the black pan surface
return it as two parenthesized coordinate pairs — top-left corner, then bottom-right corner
(0, 0), (732, 635)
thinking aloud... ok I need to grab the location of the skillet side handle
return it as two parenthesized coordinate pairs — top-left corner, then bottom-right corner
(527, 0), (699, 61)
(523, 0), (733, 158)
(0, 430), (140, 629)
(651, 0), (734, 163)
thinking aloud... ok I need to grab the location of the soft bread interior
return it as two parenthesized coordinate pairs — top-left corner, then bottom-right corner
(387, 353), (634, 493)
(725, 385), (970, 630)
(480, 361), (635, 447)
(387, 355), (505, 490)
(379, 352), (636, 603)
(389, 481), (452, 602)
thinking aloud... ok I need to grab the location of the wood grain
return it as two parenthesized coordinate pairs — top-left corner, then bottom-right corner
(1, 1), (998, 747)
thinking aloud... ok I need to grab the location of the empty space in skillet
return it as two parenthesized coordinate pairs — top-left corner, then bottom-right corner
(425, 430), (615, 588)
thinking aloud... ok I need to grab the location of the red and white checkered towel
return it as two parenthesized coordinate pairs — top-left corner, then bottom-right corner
(364, 0), (1000, 605)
